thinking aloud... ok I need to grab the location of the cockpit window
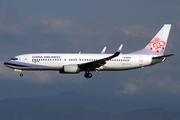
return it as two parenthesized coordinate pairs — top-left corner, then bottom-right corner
(11, 58), (18, 60)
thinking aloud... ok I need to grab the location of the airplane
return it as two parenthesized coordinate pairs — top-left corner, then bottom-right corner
(4, 24), (174, 78)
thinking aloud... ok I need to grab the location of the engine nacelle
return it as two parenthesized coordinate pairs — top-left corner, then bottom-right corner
(60, 64), (80, 74)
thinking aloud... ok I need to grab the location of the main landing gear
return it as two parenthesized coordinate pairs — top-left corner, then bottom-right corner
(84, 71), (92, 78)
(20, 73), (23, 77)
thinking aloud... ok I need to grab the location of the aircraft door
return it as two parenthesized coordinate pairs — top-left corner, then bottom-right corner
(139, 56), (143, 65)
(23, 56), (28, 63)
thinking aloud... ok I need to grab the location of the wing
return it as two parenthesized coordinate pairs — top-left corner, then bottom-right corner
(79, 44), (123, 71)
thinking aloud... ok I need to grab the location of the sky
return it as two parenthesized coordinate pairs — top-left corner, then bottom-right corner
(0, 0), (180, 104)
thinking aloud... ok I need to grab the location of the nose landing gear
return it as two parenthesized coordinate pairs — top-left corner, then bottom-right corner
(20, 73), (23, 77)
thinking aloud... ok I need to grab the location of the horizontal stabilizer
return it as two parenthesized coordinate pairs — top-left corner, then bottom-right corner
(152, 54), (174, 59)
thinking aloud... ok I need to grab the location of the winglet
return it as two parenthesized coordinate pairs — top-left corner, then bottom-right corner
(101, 47), (107, 54)
(114, 44), (123, 56)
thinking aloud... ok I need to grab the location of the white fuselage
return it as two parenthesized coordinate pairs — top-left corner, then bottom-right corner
(5, 53), (153, 71)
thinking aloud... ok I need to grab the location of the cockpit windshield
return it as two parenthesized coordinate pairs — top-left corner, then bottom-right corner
(11, 58), (18, 60)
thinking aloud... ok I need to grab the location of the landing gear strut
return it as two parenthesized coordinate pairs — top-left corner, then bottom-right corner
(20, 73), (23, 77)
(84, 71), (92, 78)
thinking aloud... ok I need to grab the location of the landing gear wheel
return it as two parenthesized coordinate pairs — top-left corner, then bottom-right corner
(20, 73), (23, 77)
(88, 73), (92, 78)
(84, 72), (92, 78)
(84, 73), (88, 78)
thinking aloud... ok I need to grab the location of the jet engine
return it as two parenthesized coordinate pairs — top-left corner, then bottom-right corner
(59, 64), (80, 74)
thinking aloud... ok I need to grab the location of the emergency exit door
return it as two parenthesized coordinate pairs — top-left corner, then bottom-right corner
(139, 56), (143, 65)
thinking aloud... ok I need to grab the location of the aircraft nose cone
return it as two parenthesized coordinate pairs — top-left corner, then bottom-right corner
(4, 60), (10, 66)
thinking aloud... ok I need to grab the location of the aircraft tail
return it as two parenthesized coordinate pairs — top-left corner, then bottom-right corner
(129, 24), (171, 56)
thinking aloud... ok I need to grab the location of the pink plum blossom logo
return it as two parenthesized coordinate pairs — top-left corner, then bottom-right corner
(148, 37), (166, 53)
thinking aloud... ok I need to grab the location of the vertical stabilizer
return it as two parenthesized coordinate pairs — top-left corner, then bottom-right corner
(130, 24), (171, 56)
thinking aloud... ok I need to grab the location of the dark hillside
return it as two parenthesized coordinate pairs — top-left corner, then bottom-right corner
(0, 92), (180, 113)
